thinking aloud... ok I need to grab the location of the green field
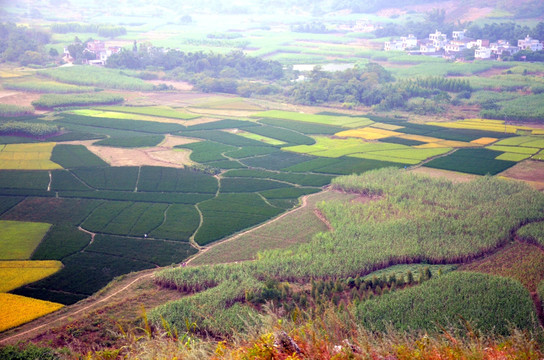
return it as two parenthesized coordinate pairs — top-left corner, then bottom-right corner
(0, 220), (51, 260)
(94, 106), (200, 120)
(253, 110), (373, 127)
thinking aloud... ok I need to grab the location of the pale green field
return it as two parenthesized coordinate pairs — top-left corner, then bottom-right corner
(0, 221), (52, 260)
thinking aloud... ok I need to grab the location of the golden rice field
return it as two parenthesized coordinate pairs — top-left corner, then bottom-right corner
(336, 127), (400, 140)
(0, 260), (63, 292)
(69, 109), (180, 123)
(0, 293), (63, 332)
(470, 137), (498, 145)
(0, 142), (62, 170)
(0, 69), (24, 78)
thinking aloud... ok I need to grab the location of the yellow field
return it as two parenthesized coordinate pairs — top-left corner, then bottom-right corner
(0, 293), (63, 332)
(471, 137), (498, 145)
(0, 142), (62, 170)
(336, 127), (400, 140)
(70, 109), (177, 123)
(0, 260), (63, 292)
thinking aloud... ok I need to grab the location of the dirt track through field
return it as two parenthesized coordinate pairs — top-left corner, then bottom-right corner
(0, 272), (155, 345)
(0, 191), (318, 343)
(186, 191), (314, 265)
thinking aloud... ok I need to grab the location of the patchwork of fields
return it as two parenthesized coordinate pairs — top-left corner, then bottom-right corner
(1, 95), (544, 333)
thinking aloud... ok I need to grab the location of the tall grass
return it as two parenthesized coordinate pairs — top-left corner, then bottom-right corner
(0, 104), (34, 117)
(40, 66), (154, 91)
(152, 168), (544, 336)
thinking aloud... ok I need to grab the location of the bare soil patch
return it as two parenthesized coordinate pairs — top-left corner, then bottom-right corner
(145, 80), (194, 91)
(476, 68), (507, 78)
(90, 146), (193, 168)
(63, 138), (195, 168)
(499, 160), (544, 189)
(0, 90), (41, 107)
(410, 167), (479, 183)
(127, 91), (213, 107)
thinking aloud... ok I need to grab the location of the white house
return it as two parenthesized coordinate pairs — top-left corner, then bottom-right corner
(385, 34), (417, 51)
(401, 34), (418, 49)
(518, 35), (543, 51)
(475, 47), (492, 59)
(452, 30), (466, 40)
(420, 44), (437, 53)
(429, 30), (447, 49)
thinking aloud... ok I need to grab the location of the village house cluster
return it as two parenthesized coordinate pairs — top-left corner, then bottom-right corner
(63, 40), (121, 65)
(385, 30), (543, 60)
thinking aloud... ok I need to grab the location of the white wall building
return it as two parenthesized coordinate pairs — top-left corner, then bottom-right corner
(518, 35), (543, 51)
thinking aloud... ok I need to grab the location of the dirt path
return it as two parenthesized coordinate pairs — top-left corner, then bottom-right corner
(186, 192), (312, 265)
(0, 271), (155, 345)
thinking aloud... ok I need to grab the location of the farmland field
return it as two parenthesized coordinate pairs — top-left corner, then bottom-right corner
(94, 106), (200, 120)
(424, 148), (517, 175)
(0, 293), (63, 332)
(253, 110), (373, 127)
(0, 143), (62, 170)
(153, 168), (544, 337)
(0, 221), (51, 260)
(0, 260), (63, 292)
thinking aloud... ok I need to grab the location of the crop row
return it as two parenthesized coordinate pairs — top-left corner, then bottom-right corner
(0, 121), (60, 138)
(40, 66), (154, 91)
(51, 144), (108, 168)
(137, 166), (218, 193)
(2, 80), (96, 93)
(32, 93), (124, 109)
(182, 130), (271, 147)
(244, 124), (315, 145)
(153, 169), (544, 335)
(195, 193), (283, 245)
(186, 119), (258, 131)
(241, 151), (313, 170)
(0, 104), (34, 117)
(357, 271), (536, 335)
(284, 156), (404, 175)
(254, 110), (373, 128)
(12, 251), (152, 304)
(177, 140), (237, 163)
(57, 114), (185, 134)
(95, 106), (199, 120)
(425, 148), (516, 175)
(223, 169), (333, 187)
(258, 118), (343, 135)
(87, 234), (198, 266)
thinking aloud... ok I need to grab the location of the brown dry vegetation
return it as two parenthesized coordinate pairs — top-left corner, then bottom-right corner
(0, 90), (41, 108)
(60, 136), (198, 168)
(460, 242), (544, 293)
(499, 160), (544, 190)
(409, 166), (479, 183)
